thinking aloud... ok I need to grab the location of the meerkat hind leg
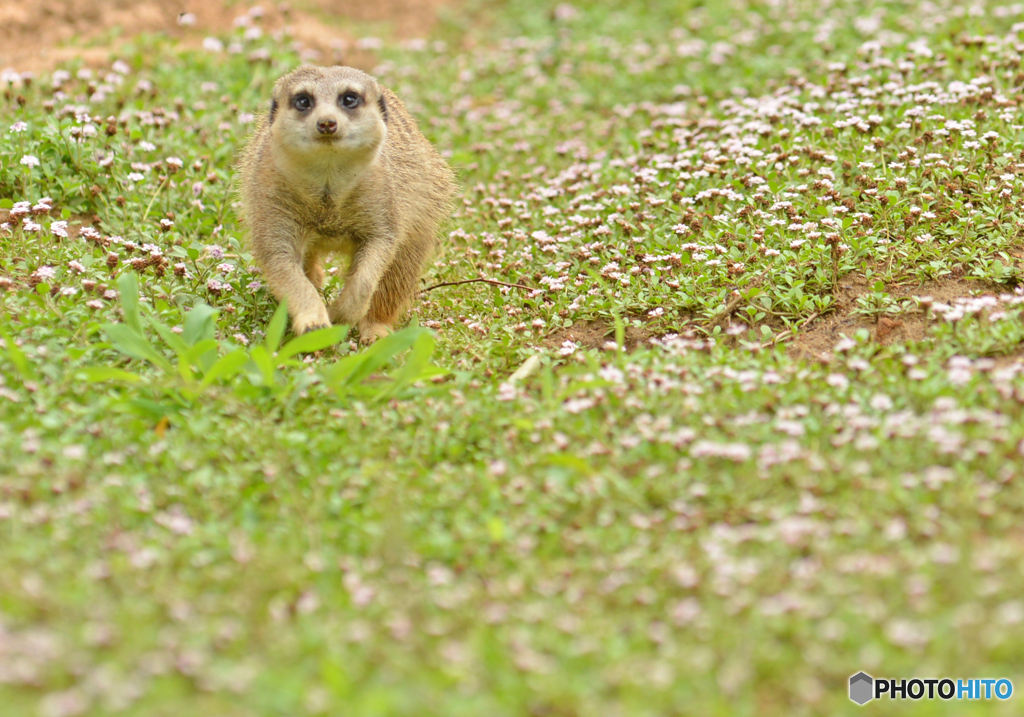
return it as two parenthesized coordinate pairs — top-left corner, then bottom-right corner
(328, 245), (392, 332)
(357, 252), (426, 343)
(303, 250), (325, 290)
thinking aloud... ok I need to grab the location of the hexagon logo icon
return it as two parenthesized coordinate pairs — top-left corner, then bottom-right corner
(850, 672), (874, 705)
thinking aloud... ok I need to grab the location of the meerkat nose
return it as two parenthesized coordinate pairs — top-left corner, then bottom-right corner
(316, 117), (338, 135)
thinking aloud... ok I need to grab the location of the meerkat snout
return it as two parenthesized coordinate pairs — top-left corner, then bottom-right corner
(238, 65), (457, 342)
(316, 117), (337, 135)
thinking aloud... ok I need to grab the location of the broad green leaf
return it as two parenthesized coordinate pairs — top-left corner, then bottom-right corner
(183, 338), (218, 360)
(540, 453), (594, 475)
(345, 327), (429, 386)
(0, 329), (33, 381)
(277, 325), (348, 361)
(264, 300), (288, 354)
(181, 303), (219, 347)
(185, 338), (219, 374)
(612, 313), (625, 351)
(78, 367), (143, 384)
(116, 272), (143, 334)
(231, 384), (269, 401)
(375, 331), (444, 401)
(115, 397), (177, 419)
(149, 318), (189, 355)
(420, 365), (449, 381)
(101, 324), (173, 372)
(249, 345), (275, 386)
(317, 354), (364, 393)
(199, 350), (250, 389)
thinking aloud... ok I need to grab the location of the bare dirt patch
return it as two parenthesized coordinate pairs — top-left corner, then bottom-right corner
(0, 0), (454, 73)
(788, 272), (1002, 360)
(546, 318), (655, 352)
(543, 270), (1005, 359)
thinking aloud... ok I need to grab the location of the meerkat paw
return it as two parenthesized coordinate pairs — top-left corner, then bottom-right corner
(292, 306), (332, 335)
(357, 321), (392, 344)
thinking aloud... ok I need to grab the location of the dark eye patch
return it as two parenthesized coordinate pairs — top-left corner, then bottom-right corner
(340, 92), (362, 109)
(292, 93), (314, 111)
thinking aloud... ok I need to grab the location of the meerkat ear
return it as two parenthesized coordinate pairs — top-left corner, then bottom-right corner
(377, 94), (388, 124)
(269, 98), (278, 125)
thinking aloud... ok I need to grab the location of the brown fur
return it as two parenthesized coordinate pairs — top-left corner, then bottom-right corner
(237, 65), (456, 341)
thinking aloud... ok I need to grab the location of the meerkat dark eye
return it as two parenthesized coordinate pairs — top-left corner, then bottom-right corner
(340, 92), (362, 109)
(292, 94), (313, 111)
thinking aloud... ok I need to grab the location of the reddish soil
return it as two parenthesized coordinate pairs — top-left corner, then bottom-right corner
(544, 272), (1010, 357)
(786, 273), (1002, 360)
(546, 318), (655, 352)
(0, 0), (453, 73)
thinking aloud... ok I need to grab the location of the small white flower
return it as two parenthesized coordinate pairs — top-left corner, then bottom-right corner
(10, 121), (27, 133)
(826, 373), (848, 389)
(496, 382), (517, 402)
(20, 155), (40, 168)
(356, 37), (384, 50)
(558, 340), (578, 357)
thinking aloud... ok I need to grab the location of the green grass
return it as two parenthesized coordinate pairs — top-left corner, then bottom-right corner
(3, 1), (1024, 715)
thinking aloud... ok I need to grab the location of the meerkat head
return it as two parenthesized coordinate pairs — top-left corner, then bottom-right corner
(268, 66), (387, 165)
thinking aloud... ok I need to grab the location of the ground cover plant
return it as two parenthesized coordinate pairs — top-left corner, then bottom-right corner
(3, 0), (1024, 715)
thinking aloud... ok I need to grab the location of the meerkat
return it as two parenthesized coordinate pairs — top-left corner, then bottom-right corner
(238, 65), (456, 342)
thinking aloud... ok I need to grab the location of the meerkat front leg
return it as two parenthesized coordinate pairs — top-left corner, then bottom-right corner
(252, 224), (331, 335)
(359, 237), (432, 342)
